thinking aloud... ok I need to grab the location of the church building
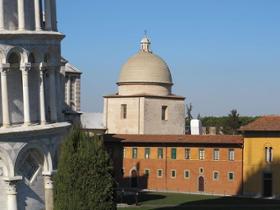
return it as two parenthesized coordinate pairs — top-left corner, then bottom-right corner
(104, 37), (185, 135)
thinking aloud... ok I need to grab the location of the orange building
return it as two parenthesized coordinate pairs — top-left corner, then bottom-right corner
(105, 134), (243, 196)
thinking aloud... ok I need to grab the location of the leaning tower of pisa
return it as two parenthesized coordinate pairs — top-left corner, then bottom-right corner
(0, 0), (71, 210)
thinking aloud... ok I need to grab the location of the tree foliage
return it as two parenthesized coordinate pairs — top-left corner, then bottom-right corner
(54, 128), (116, 210)
(223, 109), (241, 135)
(199, 110), (258, 135)
(185, 103), (193, 134)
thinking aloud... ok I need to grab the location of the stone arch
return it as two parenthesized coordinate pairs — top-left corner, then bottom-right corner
(15, 143), (52, 210)
(0, 146), (14, 177)
(28, 48), (45, 64)
(28, 51), (40, 122)
(0, 48), (6, 63)
(6, 47), (28, 65)
(15, 143), (53, 175)
(7, 48), (24, 124)
(28, 52), (36, 64)
(0, 147), (14, 210)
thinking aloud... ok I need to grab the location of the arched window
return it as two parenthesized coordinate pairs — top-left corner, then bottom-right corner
(8, 52), (21, 67)
(28, 53), (36, 64)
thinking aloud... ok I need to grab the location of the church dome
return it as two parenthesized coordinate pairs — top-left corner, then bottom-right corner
(118, 37), (173, 85)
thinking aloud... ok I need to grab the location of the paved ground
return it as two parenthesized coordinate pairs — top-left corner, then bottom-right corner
(117, 192), (280, 210)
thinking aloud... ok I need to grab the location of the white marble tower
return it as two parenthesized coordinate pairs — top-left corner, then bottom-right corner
(0, 1), (70, 210)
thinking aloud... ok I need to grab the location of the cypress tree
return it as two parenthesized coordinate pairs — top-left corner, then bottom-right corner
(54, 128), (116, 210)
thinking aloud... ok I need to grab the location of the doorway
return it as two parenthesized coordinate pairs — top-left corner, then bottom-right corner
(131, 169), (138, 188)
(263, 172), (272, 197)
(198, 176), (204, 192)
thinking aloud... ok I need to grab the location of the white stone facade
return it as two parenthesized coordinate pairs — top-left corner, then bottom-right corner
(0, 1), (75, 210)
(104, 96), (185, 135)
(104, 37), (186, 135)
(62, 58), (82, 113)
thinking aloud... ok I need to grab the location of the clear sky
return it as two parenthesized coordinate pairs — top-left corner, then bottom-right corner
(57, 0), (280, 117)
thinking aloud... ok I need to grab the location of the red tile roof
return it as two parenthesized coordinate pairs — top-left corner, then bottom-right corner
(240, 116), (280, 132)
(104, 134), (243, 145)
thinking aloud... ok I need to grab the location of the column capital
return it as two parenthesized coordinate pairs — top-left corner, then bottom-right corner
(43, 174), (54, 189)
(3, 176), (22, 195)
(20, 63), (32, 72)
(39, 62), (47, 71)
(0, 63), (11, 72)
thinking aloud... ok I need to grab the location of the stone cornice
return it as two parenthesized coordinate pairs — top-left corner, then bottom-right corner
(0, 31), (65, 40)
(0, 122), (71, 140)
(104, 94), (185, 100)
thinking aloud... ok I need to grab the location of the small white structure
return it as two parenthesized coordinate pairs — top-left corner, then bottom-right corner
(190, 119), (203, 135)
(104, 36), (185, 135)
(81, 112), (106, 134)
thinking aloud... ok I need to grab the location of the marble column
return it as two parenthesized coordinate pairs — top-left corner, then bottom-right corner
(0, 0), (4, 30)
(21, 64), (31, 126)
(17, 0), (25, 30)
(1, 65), (10, 127)
(34, 0), (42, 31)
(44, 175), (54, 210)
(3, 177), (22, 210)
(39, 63), (46, 124)
(44, 0), (52, 30)
(48, 66), (57, 122)
(66, 76), (71, 106)
(6, 181), (18, 210)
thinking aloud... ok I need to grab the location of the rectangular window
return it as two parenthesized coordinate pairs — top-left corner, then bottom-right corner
(199, 149), (205, 160)
(171, 170), (176, 178)
(158, 148), (164, 159)
(157, 169), (163, 178)
(213, 149), (220, 160)
(213, 171), (219, 181)
(265, 147), (273, 163)
(171, 148), (177, 159)
(185, 148), (191, 160)
(184, 170), (190, 179)
(145, 148), (151, 159)
(144, 169), (150, 176)
(228, 172), (234, 181)
(121, 104), (127, 119)
(132, 147), (137, 159)
(161, 105), (168, 120)
(228, 149), (235, 161)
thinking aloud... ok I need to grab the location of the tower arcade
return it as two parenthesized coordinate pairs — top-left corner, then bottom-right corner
(0, 1), (71, 210)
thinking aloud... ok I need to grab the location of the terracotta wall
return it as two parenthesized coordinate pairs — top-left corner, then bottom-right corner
(118, 144), (243, 195)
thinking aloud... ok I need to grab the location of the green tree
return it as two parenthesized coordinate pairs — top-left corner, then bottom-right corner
(185, 103), (193, 134)
(223, 109), (241, 135)
(54, 128), (116, 210)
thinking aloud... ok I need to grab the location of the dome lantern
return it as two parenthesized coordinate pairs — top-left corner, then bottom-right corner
(140, 36), (151, 53)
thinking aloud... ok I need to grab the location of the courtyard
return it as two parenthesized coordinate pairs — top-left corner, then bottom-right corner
(118, 192), (280, 210)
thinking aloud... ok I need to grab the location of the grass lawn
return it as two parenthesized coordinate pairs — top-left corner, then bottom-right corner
(117, 192), (280, 210)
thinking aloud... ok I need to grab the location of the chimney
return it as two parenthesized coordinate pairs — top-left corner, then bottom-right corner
(209, 127), (217, 135)
(190, 119), (203, 135)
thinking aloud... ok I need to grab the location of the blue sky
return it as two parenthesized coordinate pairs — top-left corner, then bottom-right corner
(57, 0), (280, 117)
